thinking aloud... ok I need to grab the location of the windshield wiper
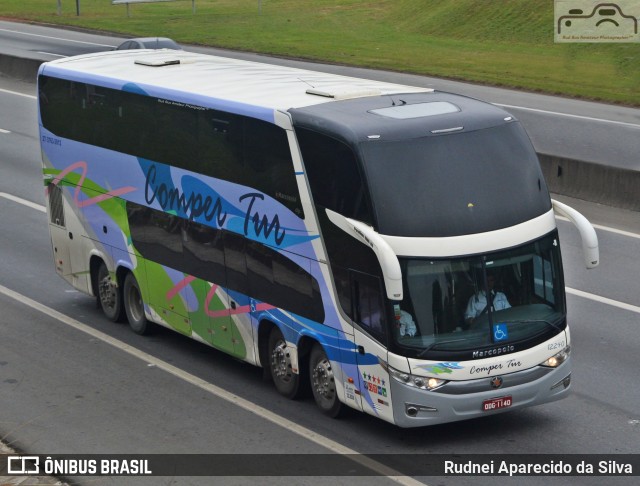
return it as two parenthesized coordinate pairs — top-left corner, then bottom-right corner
(503, 315), (565, 332)
(417, 337), (469, 358)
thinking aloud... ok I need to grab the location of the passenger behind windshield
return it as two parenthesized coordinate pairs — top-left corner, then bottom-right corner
(464, 273), (511, 327)
(392, 232), (566, 358)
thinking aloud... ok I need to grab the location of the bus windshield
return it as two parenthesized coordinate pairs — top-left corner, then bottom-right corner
(393, 231), (565, 359)
(359, 122), (551, 238)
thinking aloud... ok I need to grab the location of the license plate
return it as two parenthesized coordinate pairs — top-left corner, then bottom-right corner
(482, 396), (512, 411)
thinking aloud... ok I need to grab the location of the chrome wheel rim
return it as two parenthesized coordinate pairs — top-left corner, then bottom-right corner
(271, 339), (293, 383)
(312, 357), (336, 404)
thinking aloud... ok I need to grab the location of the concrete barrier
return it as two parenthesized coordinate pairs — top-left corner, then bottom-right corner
(538, 154), (640, 212)
(1, 52), (637, 211)
(0, 53), (42, 83)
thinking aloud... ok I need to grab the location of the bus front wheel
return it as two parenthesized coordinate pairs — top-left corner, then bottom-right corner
(268, 327), (301, 399)
(309, 343), (343, 417)
(97, 262), (124, 322)
(123, 272), (154, 335)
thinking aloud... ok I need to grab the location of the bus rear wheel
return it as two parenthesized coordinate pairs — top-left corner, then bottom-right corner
(97, 262), (124, 322)
(309, 343), (343, 417)
(268, 327), (301, 399)
(123, 272), (154, 335)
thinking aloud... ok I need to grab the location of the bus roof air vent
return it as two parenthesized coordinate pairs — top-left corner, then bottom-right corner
(134, 58), (182, 67)
(306, 87), (383, 100)
(430, 126), (464, 134)
(370, 101), (460, 120)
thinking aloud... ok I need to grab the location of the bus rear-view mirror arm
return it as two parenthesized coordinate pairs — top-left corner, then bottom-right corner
(325, 209), (403, 301)
(552, 199), (599, 269)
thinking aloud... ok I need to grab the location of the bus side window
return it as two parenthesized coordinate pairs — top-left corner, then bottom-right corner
(197, 111), (243, 183)
(183, 222), (226, 286)
(533, 255), (555, 304)
(296, 128), (373, 225)
(127, 202), (182, 265)
(223, 231), (249, 296)
(332, 264), (352, 321)
(243, 118), (302, 216)
(350, 270), (386, 344)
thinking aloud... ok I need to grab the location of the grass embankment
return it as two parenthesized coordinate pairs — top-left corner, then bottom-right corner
(1, 0), (638, 105)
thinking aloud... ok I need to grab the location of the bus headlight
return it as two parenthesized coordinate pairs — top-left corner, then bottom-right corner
(388, 366), (447, 391)
(540, 345), (571, 368)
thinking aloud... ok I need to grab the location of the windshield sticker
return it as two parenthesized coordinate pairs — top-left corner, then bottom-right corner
(493, 323), (509, 342)
(416, 362), (464, 374)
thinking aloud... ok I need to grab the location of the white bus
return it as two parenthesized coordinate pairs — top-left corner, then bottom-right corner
(38, 49), (598, 427)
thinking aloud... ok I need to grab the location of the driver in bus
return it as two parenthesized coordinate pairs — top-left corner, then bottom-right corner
(393, 305), (417, 338)
(464, 273), (510, 325)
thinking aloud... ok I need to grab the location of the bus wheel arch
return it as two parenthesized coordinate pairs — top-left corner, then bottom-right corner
(93, 258), (125, 323)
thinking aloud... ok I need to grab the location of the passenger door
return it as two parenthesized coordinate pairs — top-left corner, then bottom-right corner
(350, 270), (394, 423)
(47, 182), (91, 293)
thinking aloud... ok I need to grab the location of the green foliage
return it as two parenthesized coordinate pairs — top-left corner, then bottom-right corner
(1, 0), (638, 104)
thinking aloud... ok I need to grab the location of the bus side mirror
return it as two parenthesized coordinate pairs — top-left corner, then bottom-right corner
(552, 199), (599, 269)
(325, 209), (403, 300)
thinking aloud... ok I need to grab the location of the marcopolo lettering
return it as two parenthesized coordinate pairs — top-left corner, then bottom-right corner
(472, 345), (515, 359)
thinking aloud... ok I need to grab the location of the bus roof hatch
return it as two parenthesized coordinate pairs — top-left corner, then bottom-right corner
(306, 87), (383, 100)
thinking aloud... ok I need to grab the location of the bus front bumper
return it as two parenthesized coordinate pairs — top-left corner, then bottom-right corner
(390, 359), (571, 428)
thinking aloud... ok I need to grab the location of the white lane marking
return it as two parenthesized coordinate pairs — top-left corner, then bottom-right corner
(0, 192), (46, 213)
(37, 51), (67, 58)
(0, 87), (37, 100)
(556, 215), (640, 240)
(0, 128), (10, 134)
(566, 287), (640, 314)
(0, 283), (426, 486)
(590, 222), (640, 240)
(495, 103), (640, 130)
(0, 27), (115, 48)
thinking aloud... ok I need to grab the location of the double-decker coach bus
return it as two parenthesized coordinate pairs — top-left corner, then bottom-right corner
(37, 49), (598, 427)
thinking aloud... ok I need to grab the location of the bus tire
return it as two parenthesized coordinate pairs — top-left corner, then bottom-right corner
(97, 261), (124, 322)
(309, 343), (343, 418)
(268, 327), (300, 399)
(123, 272), (154, 335)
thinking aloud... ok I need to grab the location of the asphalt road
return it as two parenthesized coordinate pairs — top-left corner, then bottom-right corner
(1, 65), (640, 486)
(1, 19), (639, 171)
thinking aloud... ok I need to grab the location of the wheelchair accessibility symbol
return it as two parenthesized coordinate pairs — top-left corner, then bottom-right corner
(493, 323), (508, 342)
